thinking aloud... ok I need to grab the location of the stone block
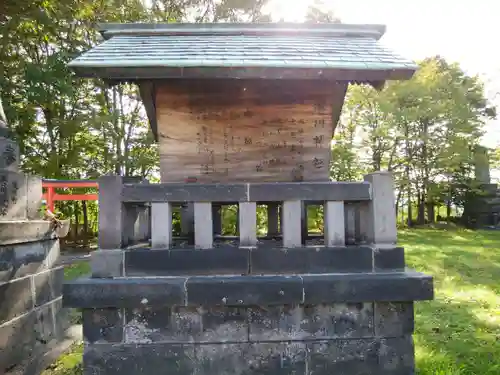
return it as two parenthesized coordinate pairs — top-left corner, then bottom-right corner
(186, 275), (303, 306)
(378, 336), (415, 374)
(91, 250), (123, 278)
(33, 266), (64, 307)
(374, 302), (414, 337)
(83, 308), (123, 343)
(83, 343), (195, 375)
(52, 297), (71, 338)
(0, 239), (59, 282)
(34, 302), (56, 345)
(249, 303), (374, 341)
(374, 247), (405, 271)
(0, 277), (33, 324)
(302, 271), (434, 304)
(250, 246), (373, 274)
(124, 306), (248, 343)
(0, 137), (19, 172)
(125, 247), (250, 276)
(26, 176), (43, 219)
(122, 183), (248, 203)
(0, 171), (27, 220)
(196, 342), (307, 375)
(0, 220), (57, 246)
(248, 182), (371, 202)
(0, 310), (37, 373)
(308, 339), (379, 375)
(63, 277), (187, 308)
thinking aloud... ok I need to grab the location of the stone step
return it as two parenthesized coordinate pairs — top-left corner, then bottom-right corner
(90, 246), (406, 278)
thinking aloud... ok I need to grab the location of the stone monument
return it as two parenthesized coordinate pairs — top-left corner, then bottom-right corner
(64, 23), (434, 374)
(0, 95), (69, 374)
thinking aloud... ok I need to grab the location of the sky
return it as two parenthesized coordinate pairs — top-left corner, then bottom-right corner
(265, 0), (500, 149)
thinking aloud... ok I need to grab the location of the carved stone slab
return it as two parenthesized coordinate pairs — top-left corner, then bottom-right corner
(0, 137), (19, 172)
(0, 171), (27, 220)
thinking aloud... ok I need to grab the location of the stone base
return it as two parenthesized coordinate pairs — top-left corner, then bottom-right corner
(0, 236), (68, 373)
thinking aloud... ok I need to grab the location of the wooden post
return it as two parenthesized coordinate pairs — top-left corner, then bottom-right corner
(267, 203), (280, 237)
(358, 172), (397, 247)
(151, 202), (172, 249)
(194, 202), (213, 249)
(282, 201), (302, 248)
(98, 175), (125, 249)
(324, 201), (345, 246)
(239, 202), (257, 246)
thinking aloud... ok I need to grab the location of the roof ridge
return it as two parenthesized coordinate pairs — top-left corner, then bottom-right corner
(97, 23), (386, 40)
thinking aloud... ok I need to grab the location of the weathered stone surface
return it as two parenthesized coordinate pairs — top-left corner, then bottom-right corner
(35, 303), (56, 345)
(308, 339), (378, 375)
(0, 137), (19, 172)
(250, 246), (373, 274)
(84, 343), (195, 375)
(83, 308), (123, 343)
(373, 247), (405, 271)
(0, 277), (33, 324)
(125, 247), (250, 276)
(374, 302), (414, 337)
(0, 171), (27, 220)
(52, 297), (71, 338)
(63, 277), (187, 308)
(0, 239), (59, 282)
(124, 306), (248, 343)
(91, 250), (123, 278)
(26, 176), (43, 220)
(378, 336), (415, 374)
(249, 182), (371, 202)
(122, 183), (248, 203)
(0, 310), (37, 373)
(33, 266), (64, 307)
(302, 271), (434, 304)
(186, 275), (303, 306)
(249, 303), (374, 341)
(0, 221), (57, 246)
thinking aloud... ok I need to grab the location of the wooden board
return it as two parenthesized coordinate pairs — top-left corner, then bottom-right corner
(156, 80), (347, 183)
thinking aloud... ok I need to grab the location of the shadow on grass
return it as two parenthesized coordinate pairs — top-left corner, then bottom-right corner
(400, 228), (500, 375)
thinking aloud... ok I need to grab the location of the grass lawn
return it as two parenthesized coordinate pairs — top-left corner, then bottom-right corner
(43, 229), (499, 374)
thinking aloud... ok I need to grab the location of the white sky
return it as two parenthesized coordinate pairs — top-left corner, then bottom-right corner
(266, 0), (500, 149)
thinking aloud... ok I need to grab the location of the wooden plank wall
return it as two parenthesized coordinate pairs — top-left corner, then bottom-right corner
(156, 80), (347, 183)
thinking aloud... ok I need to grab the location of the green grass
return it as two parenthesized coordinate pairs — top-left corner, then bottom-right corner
(400, 228), (500, 374)
(43, 229), (500, 374)
(64, 261), (90, 281)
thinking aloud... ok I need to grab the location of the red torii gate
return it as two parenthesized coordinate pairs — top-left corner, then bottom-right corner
(42, 179), (98, 212)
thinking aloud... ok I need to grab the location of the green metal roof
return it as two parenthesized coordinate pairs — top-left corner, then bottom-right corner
(68, 23), (417, 81)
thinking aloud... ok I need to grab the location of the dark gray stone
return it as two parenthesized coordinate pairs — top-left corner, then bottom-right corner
(83, 308), (123, 343)
(186, 275), (303, 306)
(91, 250), (123, 278)
(195, 342), (307, 375)
(0, 239), (59, 282)
(33, 266), (64, 306)
(83, 343), (195, 375)
(0, 310), (37, 373)
(249, 303), (374, 341)
(63, 277), (187, 308)
(0, 220), (57, 246)
(125, 247), (250, 276)
(378, 336), (415, 374)
(374, 302), (414, 337)
(122, 183), (248, 203)
(0, 171), (27, 220)
(52, 297), (71, 338)
(308, 339), (378, 375)
(124, 306), (248, 343)
(249, 182), (371, 202)
(302, 271), (434, 304)
(0, 277), (33, 324)
(250, 246), (373, 274)
(98, 175), (125, 249)
(374, 247), (405, 271)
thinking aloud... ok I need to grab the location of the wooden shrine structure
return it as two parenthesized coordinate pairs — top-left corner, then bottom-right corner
(64, 23), (433, 375)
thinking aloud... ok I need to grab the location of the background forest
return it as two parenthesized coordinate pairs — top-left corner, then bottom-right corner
(1, 0), (497, 242)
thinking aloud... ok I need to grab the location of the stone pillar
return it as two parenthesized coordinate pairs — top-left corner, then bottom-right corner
(0, 102), (68, 373)
(181, 203), (195, 243)
(267, 203), (280, 237)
